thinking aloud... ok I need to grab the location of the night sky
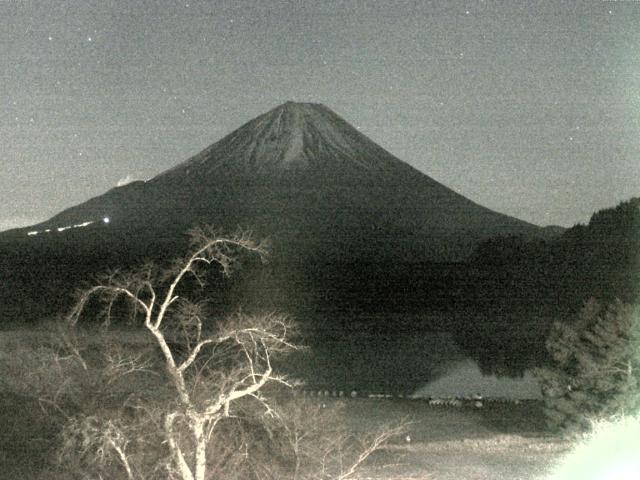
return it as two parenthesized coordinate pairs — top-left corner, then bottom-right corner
(2, 0), (639, 231)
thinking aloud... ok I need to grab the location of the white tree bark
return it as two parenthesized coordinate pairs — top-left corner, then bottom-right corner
(68, 230), (297, 480)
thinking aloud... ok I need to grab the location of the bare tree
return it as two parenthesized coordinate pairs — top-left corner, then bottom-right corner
(56, 227), (404, 479)
(64, 227), (302, 480)
(278, 399), (408, 480)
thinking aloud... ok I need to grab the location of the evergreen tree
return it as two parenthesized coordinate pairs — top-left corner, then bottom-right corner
(536, 298), (640, 432)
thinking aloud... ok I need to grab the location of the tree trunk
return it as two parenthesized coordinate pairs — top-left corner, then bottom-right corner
(192, 417), (207, 480)
(165, 413), (195, 480)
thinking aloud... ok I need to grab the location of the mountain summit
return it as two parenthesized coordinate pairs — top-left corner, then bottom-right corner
(6, 101), (545, 262)
(160, 101), (408, 179)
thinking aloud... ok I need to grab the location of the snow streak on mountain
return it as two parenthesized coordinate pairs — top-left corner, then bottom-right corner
(160, 101), (406, 178)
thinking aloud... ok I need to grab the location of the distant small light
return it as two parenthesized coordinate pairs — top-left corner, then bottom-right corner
(27, 231), (39, 236)
(103, 217), (110, 224)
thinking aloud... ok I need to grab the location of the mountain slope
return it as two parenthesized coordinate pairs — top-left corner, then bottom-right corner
(6, 101), (545, 263)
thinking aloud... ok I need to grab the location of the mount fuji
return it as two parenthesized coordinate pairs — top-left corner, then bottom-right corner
(1, 102), (557, 320)
(4, 102), (546, 262)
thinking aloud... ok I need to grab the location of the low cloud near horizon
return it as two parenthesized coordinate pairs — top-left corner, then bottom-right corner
(116, 174), (137, 187)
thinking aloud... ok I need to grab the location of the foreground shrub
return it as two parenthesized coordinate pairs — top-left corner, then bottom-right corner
(535, 299), (640, 433)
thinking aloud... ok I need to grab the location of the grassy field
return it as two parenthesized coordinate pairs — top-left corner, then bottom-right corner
(0, 328), (571, 479)
(0, 392), (59, 479)
(340, 398), (570, 479)
(0, 394), (571, 479)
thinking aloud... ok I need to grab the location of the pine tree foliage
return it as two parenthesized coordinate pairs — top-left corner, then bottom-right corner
(536, 298), (640, 432)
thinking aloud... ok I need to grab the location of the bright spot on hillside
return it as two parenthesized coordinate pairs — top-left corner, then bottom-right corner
(548, 415), (640, 480)
(103, 217), (110, 224)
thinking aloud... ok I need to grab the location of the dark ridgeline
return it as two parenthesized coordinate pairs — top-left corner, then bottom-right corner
(469, 197), (640, 316)
(458, 197), (640, 377)
(5, 102), (635, 390)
